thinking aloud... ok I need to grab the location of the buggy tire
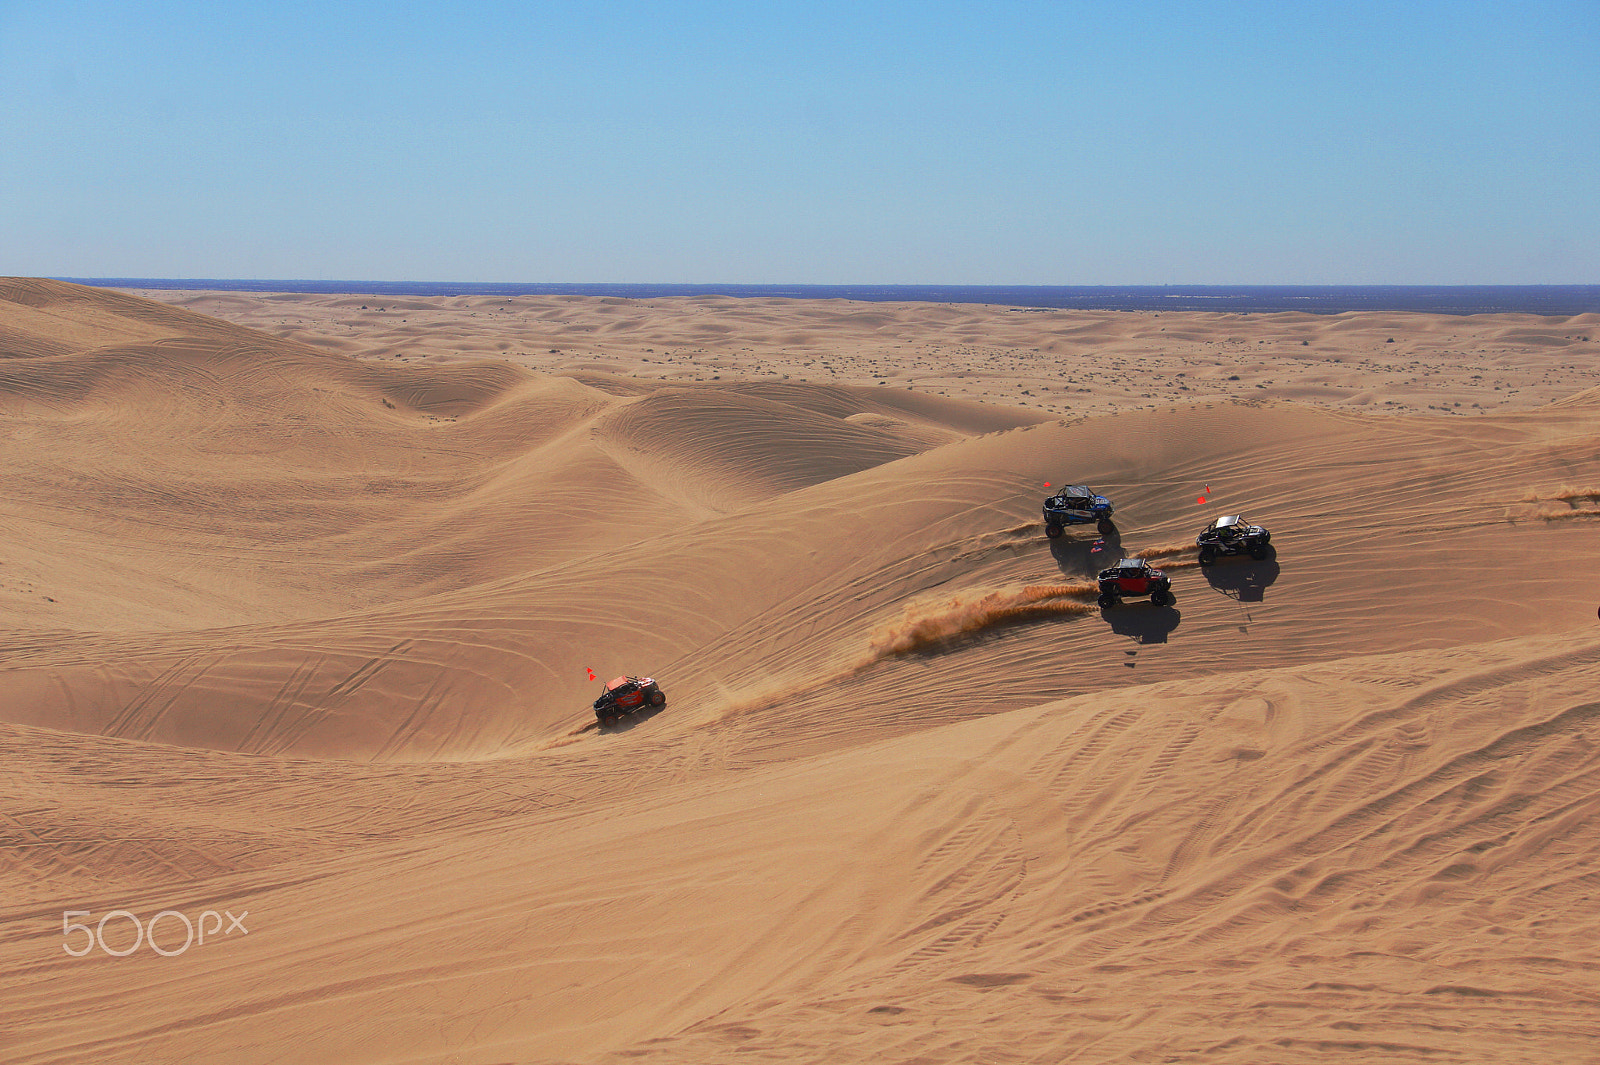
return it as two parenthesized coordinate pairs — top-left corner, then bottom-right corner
(1249, 544), (1269, 560)
(1098, 591), (1118, 608)
(1151, 589), (1172, 606)
(1097, 518), (1115, 535)
(1045, 523), (1064, 539)
(1198, 546), (1217, 565)
(649, 690), (666, 707)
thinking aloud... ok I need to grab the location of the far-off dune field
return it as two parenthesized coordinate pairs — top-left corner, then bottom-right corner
(4, 278), (1600, 1064)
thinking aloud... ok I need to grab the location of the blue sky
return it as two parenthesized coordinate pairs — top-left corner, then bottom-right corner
(2, 0), (1595, 283)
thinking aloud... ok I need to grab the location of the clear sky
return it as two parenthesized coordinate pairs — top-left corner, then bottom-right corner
(2, 0), (1595, 284)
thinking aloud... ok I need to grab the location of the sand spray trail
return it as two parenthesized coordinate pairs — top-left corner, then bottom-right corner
(1541, 486), (1600, 520)
(713, 580), (1105, 712)
(856, 536), (1205, 664)
(861, 582), (1097, 659)
(711, 537), (1208, 717)
(1120, 539), (1202, 569)
(1507, 486), (1600, 523)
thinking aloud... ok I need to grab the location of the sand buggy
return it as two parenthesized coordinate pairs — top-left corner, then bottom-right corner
(1097, 558), (1173, 607)
(1196, 515), (1272, 564)
(594, 675), (666, 726)
(1043, 485), (1116, 538)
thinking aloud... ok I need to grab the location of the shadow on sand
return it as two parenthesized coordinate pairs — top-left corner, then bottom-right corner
(596, 702), (668, 733)
(1050, 527), (1123, 578)
(1200, 546), (1281, 603)
(1100, 603), (1182, 644)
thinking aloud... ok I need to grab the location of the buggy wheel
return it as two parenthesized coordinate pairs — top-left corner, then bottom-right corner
(1098, 591), (1118, 608)
(1045, 523), (1064, 539)
(1097, 518), (1115, 534)
(1198, 546), (1217, 565)
(1151, 588), (1171, 606)
(1249, 544), (1269, 560)
(649, 690), (666, 707)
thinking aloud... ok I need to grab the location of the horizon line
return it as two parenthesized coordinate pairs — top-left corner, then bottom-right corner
(51, 278), (1600, 289)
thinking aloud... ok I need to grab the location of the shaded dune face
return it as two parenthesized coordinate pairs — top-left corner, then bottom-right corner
(3, 280), (1600, 1065)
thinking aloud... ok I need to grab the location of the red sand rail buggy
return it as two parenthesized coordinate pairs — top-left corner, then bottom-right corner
(1097, 558), (1173, 607)
(594, 675), (666, 726)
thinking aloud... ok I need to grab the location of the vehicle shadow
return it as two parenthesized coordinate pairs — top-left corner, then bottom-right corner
(1201, 547), (1281, 603)
(596, 702), (668, 733)
(1100, 603), (1182, 644)
(1050, 527), (1122, 578)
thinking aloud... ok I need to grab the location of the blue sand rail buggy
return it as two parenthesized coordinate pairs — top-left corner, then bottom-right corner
(1043, 485), (1116, 538)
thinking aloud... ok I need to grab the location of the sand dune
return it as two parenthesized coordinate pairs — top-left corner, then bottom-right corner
(2, 280), (1598, 1063)
(145, 287), (1600, 418)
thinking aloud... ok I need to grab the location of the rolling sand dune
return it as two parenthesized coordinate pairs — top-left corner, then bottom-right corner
(146, 287), (1600, 418)
(2, 280), (1599, 1062)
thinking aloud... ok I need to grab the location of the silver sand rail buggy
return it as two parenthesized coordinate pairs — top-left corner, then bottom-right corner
(1196, 515), (1272, 564)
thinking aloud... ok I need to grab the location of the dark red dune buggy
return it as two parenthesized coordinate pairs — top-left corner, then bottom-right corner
(1097, 558), (1173, 607)
(594, 675), (666, 726)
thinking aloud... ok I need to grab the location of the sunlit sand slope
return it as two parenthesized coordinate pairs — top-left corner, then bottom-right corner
(4, 636), (1598, 1063)
(3, 372), (1595, 759)
(1, 281), (1597, 1063)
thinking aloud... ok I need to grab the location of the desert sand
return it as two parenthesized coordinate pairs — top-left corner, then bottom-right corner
(2, 278), (1598, 1063)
